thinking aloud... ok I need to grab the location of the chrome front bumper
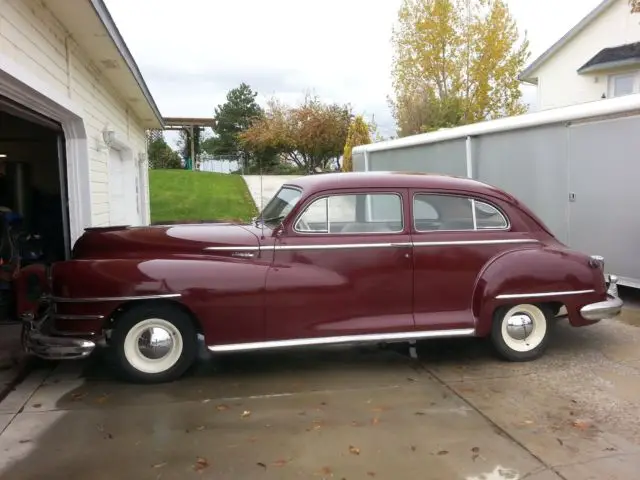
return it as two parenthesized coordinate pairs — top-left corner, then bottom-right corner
(580, 274), (623, 321)
(21, 312), (98, 361)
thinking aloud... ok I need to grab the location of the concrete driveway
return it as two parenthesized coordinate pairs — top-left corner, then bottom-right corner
(1, 300), (640, 479)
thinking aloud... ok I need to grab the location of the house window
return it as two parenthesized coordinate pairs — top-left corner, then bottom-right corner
(608, 72), (640, 98)
(294, 193), (403, 234)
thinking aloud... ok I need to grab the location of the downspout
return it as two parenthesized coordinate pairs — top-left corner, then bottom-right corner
(465, 136), (473, 178)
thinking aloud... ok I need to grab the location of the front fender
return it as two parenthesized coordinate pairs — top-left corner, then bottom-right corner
(472, 247), (606, 336)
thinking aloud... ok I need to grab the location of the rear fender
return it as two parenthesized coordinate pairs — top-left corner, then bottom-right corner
(472, 247), (606, 336)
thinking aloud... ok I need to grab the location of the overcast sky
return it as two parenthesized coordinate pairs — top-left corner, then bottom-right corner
(103, 0), (604, 142)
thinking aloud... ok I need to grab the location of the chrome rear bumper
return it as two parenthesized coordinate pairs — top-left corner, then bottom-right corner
(21, 312), (99, 360)
(580, 274), (623, 321)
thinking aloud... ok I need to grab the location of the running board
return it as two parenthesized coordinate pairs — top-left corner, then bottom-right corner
(208, 329), (475, 353)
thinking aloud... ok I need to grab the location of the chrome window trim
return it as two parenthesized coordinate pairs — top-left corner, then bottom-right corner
(496, 289), (595, 300)
(412, 192), (511, 233)
(208, 328), (475, 352)
(292, 191), (405, 236)
(51, 293), (182, 303)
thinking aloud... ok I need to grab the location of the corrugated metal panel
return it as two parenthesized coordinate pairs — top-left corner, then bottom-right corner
(473, 125), (569, 242)
(368, 139), (467, 176)
(567, 116), (640, 283)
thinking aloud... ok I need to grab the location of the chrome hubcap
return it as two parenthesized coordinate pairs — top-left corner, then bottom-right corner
(506, 313), (534, 341)
(137, 327), (173, 360)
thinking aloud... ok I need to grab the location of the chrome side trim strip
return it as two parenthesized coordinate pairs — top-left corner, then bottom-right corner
(51, 293), (182, 303)
(496, 289), (595, 300)
(205, 239), (538, 253)
(274, 242), (411, 251)
(204, 246), (260, 251)
(208, 328), (475, 352)
(413, 239), (538, 247)
(52, 314), (105, 320)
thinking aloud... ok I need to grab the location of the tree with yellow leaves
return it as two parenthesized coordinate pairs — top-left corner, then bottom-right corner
(390, 0), (530, 137)
(342, 115), (372, 172)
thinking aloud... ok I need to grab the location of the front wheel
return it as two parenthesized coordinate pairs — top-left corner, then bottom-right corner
(110, 304), (198, 383)
(491, 303), (553, 362)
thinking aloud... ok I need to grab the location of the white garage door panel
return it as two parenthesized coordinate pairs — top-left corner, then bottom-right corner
(108, 148), (141, 226)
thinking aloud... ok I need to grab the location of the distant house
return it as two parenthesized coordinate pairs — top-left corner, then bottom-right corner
(519, 0), (640, 110)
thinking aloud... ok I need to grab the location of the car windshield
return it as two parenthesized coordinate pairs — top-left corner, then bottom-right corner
(256, 186), (302, 228)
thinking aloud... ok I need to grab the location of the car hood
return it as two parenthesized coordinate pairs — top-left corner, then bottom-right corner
(72, 223), (260, 259)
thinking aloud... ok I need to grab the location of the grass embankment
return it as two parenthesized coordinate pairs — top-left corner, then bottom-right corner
(149, 170), (257, 224)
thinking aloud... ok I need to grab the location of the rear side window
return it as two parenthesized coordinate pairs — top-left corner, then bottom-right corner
(413, 194), (508, 232)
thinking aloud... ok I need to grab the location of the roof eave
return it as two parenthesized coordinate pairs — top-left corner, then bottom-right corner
(578, 57), (640, 74)
(89, 0), (164, 128)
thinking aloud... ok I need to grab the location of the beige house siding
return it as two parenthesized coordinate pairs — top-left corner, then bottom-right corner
(0, 0), (150, 227)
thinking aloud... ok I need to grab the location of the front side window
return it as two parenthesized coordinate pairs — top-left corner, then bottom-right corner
(295, 193), (403, 234)
(414, 194), (508, 231)
(258, 186), (301, 228)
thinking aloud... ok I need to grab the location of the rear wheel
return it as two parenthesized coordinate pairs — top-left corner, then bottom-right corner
(491, 303), (553, 362)
(110, 304), (198, 383)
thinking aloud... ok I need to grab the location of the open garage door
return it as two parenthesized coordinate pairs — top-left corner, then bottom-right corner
(0, 95), (71, 322)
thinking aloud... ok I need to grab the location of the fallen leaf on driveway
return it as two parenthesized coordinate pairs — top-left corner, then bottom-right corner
(572, 419), (592, 430)
(351, 421), (362, 427)
(18, 439), (31, 444)
(32, 404), (42, 409)
(471, 447), (480, 453)
(348, 445), (360, 455)
(367, 472), (376, 477)
(556, 438), (564, 446)
(371, 417), (380, 426)
(202, 399), (211, 404)
(193, 457), (209, 472)
(410, 445), (417, 452)
(271, 459), (289, 467)
(241, 410), (251, 418)
(414, 411), (425, 416)
(216, 404), (229, 411)
(256, 462), (267, 469)
(319, 466), (332, 475)
(247, 436), (258, 443)
(196, 426), (206, 431)
(436, 450), (449, 456)
(370, 406), (389, 413)
(71, 392), (88, 401)
(152, 462), (167, 469)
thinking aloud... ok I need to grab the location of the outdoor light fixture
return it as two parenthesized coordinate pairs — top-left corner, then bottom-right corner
(102, 127), (116, 146)
(0, 154), (7, 158)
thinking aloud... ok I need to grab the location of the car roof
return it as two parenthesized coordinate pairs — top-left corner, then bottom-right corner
(286, 172), (515, 202)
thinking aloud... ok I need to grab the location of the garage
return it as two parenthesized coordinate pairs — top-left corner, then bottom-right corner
(0, 95), (70, 324)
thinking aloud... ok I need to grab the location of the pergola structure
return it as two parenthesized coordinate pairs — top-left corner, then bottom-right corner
(162, 117), (216, 170)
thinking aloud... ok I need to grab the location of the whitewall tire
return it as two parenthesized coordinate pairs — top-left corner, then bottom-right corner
(110, 304), (198, 383)
(491, 303), (553, 362)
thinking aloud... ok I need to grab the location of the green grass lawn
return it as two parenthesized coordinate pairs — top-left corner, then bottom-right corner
(149, 170), (258, 224)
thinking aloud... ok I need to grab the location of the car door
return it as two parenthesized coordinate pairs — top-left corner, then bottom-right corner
(410, 190), (524, 331)
(264, 188), (414, 342)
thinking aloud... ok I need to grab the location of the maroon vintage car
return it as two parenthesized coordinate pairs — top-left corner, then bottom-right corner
(15, 172), (622, 383)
